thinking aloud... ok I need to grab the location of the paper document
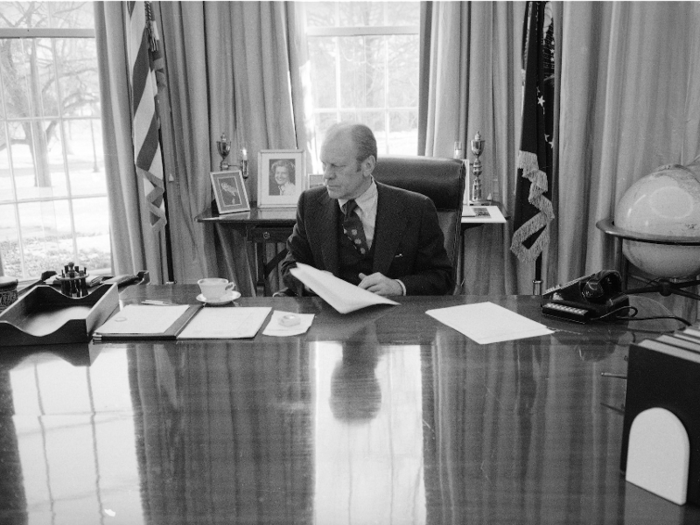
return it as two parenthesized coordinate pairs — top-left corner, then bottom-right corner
(426, 301), (553, 344)
(290, 263), (399, 314)
(262, 310), (315, 337)
(462, 205), (506, 223)
(177, 307), (272, 339)
(95, 305), (191, 336)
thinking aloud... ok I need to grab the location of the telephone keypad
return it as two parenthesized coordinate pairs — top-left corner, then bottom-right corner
(541, 302), (592, 323)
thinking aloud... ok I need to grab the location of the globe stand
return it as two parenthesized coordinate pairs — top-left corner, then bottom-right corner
(624, 278), (700, 301)
(596, 218), (700, 302)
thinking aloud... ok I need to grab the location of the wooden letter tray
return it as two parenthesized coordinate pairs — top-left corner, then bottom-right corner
(0, 284), (119, 347)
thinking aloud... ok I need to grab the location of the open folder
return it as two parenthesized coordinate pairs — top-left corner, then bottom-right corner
(93, 304), (201, 341)
(290, 263), (399, 314)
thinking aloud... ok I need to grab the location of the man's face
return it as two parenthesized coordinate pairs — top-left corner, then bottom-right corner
(274, 166), (290, 185)
(321, 131), (372, 200)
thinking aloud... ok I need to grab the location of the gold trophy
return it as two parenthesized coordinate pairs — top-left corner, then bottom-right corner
(216, 133), (232, 171)
(470, 132), (487, 204)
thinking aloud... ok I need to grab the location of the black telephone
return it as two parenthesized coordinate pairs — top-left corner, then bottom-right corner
(541, 270), (629, 323)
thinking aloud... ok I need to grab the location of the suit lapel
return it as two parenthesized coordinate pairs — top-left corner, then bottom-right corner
(372, 184), (407, 274)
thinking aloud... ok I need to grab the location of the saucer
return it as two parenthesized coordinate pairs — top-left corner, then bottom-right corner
(196, 291), (241, 305)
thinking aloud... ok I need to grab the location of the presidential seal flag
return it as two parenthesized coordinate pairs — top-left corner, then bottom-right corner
(126, 1), (167, 231)
(510, 1), (555, 263)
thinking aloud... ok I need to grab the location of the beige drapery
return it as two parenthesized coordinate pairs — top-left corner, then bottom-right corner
(94, 2), (170, 284)
(419, 1), (527, 295)
(558, 1), (700, 319)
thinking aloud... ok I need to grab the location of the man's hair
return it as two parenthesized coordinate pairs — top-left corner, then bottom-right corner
(326, 122), (378, 165)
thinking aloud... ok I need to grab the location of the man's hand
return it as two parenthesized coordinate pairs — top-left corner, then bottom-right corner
(358, 272), (403, 296)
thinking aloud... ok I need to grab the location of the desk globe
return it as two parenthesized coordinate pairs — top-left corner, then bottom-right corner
(614, 161), (700, 279)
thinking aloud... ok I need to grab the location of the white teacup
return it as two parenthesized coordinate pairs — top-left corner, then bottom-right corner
(197, 278), (235, 301)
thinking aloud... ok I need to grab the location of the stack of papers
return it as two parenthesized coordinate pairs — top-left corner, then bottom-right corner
(426, 301), (553, 344)
(290, 263), (398, 314)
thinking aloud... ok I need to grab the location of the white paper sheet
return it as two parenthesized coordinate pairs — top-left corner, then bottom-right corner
(177, 307), (272, 339)
(290, 263), (399, 314)
(426, 301), (553, 344)
(95, 305), (190, 335)
(262, 310), (315, 337)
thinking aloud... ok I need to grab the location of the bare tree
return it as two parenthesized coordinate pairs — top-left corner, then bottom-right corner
(0, 2), (98, 186)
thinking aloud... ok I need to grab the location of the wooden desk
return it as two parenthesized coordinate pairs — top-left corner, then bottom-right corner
(197, 202), (509, 296)
(1, 287), (697, 524)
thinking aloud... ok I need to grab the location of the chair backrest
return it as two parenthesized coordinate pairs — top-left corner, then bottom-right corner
(373, 155), (466, 285)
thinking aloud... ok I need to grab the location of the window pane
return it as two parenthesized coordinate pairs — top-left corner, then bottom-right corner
(66, 119), (105, 197)
(73, 197), (111, 273)
(0, 204), (19, 276)
(307, 38), (338, 109)
(17, 199), (75, 277)
(0, 125), (16, 203)
(387, 35), (419, 107)
(0, 3), (95, 30)
(56, 37), (101, 117)
(306, 2), (418, 27)
(338, 36), (386, 109)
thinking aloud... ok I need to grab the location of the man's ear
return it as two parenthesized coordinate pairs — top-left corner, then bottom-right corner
(362, 155), (376, 177)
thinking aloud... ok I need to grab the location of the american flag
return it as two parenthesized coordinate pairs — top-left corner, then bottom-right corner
(510, 1), (555, 263)
(126, 1), (167, 231)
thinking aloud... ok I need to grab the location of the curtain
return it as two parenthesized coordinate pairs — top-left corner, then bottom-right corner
(95, 2), (308, 295)
(94, 3), (170, 284)
(558, 1), (700, 319)
(421, 1), (700, 315)
(419, 1), (527, 295)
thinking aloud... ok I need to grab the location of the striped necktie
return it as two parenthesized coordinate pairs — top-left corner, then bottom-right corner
(343, 199), (369, 255)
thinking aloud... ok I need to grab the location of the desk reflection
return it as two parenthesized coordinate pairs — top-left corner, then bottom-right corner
(130, 341), (313, 524)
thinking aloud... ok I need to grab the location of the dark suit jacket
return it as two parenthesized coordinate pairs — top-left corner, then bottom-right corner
(281, 182), (454, 295)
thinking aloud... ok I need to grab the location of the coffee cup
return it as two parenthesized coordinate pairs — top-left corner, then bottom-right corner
(197, 278), (235, 301)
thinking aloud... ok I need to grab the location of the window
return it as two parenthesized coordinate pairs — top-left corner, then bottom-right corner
(0, 2), (110, 281)
(303, 2), (420, 164)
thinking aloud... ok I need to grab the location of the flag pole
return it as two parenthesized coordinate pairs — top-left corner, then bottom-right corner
(533, 253), (542, 295)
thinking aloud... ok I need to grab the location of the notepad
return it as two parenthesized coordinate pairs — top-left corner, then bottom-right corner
(93, 304), (200, 340)
(177, 307), (272, 339)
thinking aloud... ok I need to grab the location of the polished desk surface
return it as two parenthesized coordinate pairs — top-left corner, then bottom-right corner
(1, 287), (698, 524)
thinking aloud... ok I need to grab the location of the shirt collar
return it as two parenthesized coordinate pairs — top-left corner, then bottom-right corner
(338, 178), (377, 212)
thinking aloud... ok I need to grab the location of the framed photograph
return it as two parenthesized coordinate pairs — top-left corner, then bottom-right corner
(210, 170), (250, 214)
(308, 174), (325, 189)
(258, 149), (305, 208)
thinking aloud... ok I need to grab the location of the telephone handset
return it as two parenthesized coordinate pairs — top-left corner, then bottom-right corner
(541, 270), (629, 323)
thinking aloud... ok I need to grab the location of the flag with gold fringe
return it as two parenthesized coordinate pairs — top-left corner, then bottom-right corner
(510, 1), (555, 262)
(126, 1), (167, 231)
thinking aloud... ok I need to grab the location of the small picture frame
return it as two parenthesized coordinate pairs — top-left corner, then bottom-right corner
(258, 149), (305, 208)
(210, 170), (250, 214)
(308, 174), (325, 189)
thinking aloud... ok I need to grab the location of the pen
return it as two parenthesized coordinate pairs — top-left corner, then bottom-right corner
(141, 300), (178, 306)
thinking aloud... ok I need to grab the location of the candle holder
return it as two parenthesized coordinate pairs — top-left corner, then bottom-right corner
(240, 146), (249, 179)
(469, 132), (487, 205)
(216, 133), (232, 171)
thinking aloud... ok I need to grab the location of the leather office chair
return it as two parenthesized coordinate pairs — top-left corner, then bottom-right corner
(274, 155), (466, 296)
(373, 155), (466, 283)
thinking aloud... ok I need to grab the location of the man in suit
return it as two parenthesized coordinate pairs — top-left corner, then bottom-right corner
(281, 122), (454, 296)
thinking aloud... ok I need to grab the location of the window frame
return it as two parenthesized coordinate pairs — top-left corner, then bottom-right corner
(0, 24), (107, 281)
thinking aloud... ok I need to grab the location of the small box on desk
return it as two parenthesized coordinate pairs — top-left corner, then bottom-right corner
(621, 333), (700, 505)
(0, 284), (119, 347)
